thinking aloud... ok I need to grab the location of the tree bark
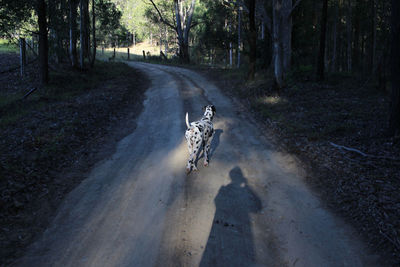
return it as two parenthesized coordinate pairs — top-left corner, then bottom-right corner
(346, 0), (352, 72)
(69, 0), (79, 68)
(80, 0), (86, 69)
(281, 0), (292, 72)
(247, 0), (257, 80)
(273, 0), (284, 88)
(331, 1), (338, 72)
(90, 0), (96, 68)
(389, 0), (400, 135)
(237, 6), (242, 68)
(150, 0), (195, 63)
(317, 0), (328, 80)
(353, 0), (361, 70)
(370, 0), (376, 74)
(37, 0), (48, 84)
(182, 0), (196, 63)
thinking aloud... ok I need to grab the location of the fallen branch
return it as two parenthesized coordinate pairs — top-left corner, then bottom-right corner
(329, 141), (369, 156)
(22, 87), (37, 100)
(379, 229), (400, 251)
(329, 142), (400, 162)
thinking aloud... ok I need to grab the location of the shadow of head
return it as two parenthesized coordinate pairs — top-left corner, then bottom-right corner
(229, 166), (247, 186)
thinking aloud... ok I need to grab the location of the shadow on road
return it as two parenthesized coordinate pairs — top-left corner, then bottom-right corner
(196, 129), (223, 165)
(209, 129), (223, 160)
(200, 166), (262, 267)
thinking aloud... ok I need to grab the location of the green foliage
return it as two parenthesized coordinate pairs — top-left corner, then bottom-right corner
(120, 0), (149, 41)
(0, 0), (33, 35)
(191, 0), (235, 63)
(0, 38), (17, 53)
(97, 0), (124, 46)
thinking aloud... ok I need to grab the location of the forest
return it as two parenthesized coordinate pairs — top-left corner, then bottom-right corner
(0, 0), (400, 265)
(1, 0), (399, 133)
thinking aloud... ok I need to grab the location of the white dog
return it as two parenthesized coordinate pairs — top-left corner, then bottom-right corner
(185, 105), (216, 173)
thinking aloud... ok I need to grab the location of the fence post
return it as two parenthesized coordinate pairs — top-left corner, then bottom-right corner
(127, 48), (130, 60)
(113, 47), (116, 58)
(19, 38), (26, 76)
(142, 50), (146, 60)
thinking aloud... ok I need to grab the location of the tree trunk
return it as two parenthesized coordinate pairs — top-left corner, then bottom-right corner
(247, 0), (257, 80)
(370, 0), (376, 74)
(19, 38), (26, 76)
(37, 0), (48, 84)
(353, 0), (361, 70)
(183, 0), (196, 63)
(346, 0), (352, 72)
(80, 0), (86, 69)
(69, 0), (79, 68)
(273, 0), (284, 88)
(389, 0), (400, 135)
(174, 0), (186, 62)
(317, 0), (328, 80)
(237, 6), (242, 68)
(331, 1), (338, 72)
(85, 0), (90, 62)
(281, 0), (292, 73)
(164, 27), (168, 55)
(261, 21), (265, 40)
(90, 0), (96, 68)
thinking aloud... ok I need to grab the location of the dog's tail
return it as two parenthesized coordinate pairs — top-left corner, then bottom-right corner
(185, 112), (190, 129)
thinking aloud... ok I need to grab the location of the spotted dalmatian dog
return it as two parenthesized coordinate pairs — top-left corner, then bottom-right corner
(185, 105), (216, 174)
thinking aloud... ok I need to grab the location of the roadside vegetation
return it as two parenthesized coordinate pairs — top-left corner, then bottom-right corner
(204, 66), (400, 265)
(0, 40), (149, 264)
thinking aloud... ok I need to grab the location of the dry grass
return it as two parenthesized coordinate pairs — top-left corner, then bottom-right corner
(97, 42), (173, 62)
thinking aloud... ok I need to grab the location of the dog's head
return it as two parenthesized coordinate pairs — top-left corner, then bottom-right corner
(202, 105), (216, 120)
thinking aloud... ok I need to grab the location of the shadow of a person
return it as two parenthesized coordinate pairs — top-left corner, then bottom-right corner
(200, 166), (262, 267)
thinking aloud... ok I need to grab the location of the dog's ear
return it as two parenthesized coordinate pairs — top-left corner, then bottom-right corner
(211, 105), (216, 113)
(202, 105), (207, 112)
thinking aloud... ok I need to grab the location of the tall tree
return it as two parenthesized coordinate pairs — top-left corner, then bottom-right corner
(237, 5), (242, 68)
(272, 0), (302, 88)
(369, 0), (377, 74)
(331, 0), (339, 72)
(149, 0), (197, 63)
(389, 0), (400, 135)
(69, 0), (79, 68)
(317, 0), (328, 80)
(247, 0), (256, 80)
(79, 0), (89, 69)
(346, 0), (352, 72)
(90, 0), (96, 67)
(36, 0), (48, 84)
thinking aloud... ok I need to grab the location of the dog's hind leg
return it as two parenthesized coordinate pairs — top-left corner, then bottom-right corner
(203, 132), (214, 167)
(186, 139), (199, 173)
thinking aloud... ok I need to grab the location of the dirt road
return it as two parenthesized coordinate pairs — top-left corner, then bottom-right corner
(14, 62), (379, 266)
